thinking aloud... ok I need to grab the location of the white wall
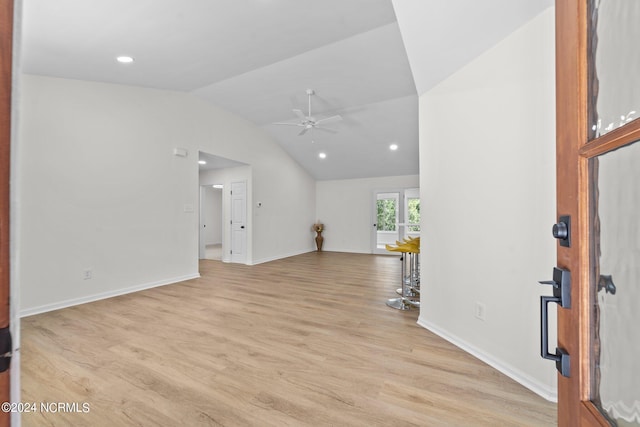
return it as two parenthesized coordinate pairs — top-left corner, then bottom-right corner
(316, 175), (419, 253)
(417, 9), (558, 399)
(18, 75), (316, 315)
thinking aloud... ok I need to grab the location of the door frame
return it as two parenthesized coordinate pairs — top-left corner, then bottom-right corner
(0, 1), (13, 425)
(555, 0), (640, 424)
(198, 185), (207, 260)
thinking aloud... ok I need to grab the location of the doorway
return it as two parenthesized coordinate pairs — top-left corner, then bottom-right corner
(198, 151), (249, 264)
(372, 188), (420, 254)
(199, 185), (223, 261)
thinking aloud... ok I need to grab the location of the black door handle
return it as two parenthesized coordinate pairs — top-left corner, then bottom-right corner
(540, 295), (570, 377)
(538, 267), (572, 378)
(241, 226), (245, 229)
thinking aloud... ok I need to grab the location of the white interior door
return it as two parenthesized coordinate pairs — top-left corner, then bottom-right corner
(230, 181), (246, 263)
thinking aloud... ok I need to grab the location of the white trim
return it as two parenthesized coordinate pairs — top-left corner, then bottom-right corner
(417, 316), (558, 403)
(20, 273), (200, 318)
(324, 248), (375, 255)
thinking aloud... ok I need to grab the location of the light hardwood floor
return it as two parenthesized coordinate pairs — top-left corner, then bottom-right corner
(21, 252), (557, 426)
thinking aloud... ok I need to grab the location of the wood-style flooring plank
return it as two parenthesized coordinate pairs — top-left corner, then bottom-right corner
(21, 252), (556, 426)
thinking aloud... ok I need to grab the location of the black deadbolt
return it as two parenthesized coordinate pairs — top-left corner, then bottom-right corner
(552, 215), (571, 247)
(552, 222), (568, 240)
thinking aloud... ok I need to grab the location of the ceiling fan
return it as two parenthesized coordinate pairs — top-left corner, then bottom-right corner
(272, 89), (342, 136)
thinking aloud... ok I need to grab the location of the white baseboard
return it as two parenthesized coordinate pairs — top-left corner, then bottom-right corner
(20, 273), (200, 318)
(417, 316), (557, 402)
(250, 248), (384, 265)
(250, 248), (316, 265)
(321, 248), (372, 254)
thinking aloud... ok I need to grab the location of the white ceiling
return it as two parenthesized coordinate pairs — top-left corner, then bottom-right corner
(392, 0), (555, 95)
(20, 0), (553, 180)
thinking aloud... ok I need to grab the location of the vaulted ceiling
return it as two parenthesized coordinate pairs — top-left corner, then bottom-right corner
(21, 0), (553, 180)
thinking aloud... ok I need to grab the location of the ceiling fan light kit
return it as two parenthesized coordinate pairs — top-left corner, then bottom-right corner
(272, 89), (342, 137)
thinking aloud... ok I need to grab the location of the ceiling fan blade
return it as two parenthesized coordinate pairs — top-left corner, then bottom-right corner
(315, 127), (338, 134)
(298, 127), (310, 136)
(272, 122), (304, 126)
(315, 115), (342, 125)
(293, 109), (306, 120)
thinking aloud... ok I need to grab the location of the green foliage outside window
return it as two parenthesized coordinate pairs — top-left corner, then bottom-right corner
(377, 198), (420, 232)
(377, 199), (397, 231)
(407, 198), (420, 232)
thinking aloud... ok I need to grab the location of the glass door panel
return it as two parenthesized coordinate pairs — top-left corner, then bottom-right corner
(404, 188), (420, 239)
(588, 0), (640, 139)
(591, 139), (640, 425)
(375, 192), (399, 252)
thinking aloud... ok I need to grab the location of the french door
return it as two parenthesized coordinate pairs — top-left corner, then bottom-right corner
(372, 191), (400, 254)
(555, 0), (640, 425)
(372, 188), (420, 255)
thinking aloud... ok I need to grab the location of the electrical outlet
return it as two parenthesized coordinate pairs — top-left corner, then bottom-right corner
(474, 302), (486, 321)
(83, 269), (93, 280)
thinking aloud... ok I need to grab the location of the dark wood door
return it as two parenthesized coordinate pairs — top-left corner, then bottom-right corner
(0, 0), (13, 425)
(556, 0), (640, 425)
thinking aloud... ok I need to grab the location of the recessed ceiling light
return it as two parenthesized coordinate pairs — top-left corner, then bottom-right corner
(389, 144), (399, 151)
(116, 56), (134, 64)
(212, 184), (223, 189)
(318, 152), (327, 159)
(198, 160), (207, 165)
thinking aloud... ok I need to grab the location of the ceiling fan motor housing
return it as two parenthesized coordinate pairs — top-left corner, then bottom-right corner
(271, 88), (342, 137)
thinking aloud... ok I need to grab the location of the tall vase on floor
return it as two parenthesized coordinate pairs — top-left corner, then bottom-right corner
(315, 231), (324, 251)
(312, 222), (324, 252)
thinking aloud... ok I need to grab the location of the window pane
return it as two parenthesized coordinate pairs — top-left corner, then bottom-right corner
(407, 198), (420, 225)
(591, 140), (640, 425)
(377, 199), (397, 231)
(588, 0), (640, 138)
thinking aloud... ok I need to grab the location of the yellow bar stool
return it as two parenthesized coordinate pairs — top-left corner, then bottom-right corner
(385, 238), (420, 310)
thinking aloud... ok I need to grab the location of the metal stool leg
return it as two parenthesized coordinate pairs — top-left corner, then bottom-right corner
(387, 252), (412, 310)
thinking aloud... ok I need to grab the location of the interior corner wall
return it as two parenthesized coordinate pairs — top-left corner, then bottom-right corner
(417, 8), (558, 400)
(316, 175), (419, 253)
(18, 75), (316, 315)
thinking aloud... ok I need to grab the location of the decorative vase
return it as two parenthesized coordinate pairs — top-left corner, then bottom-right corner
(315, 232), (324, 251)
